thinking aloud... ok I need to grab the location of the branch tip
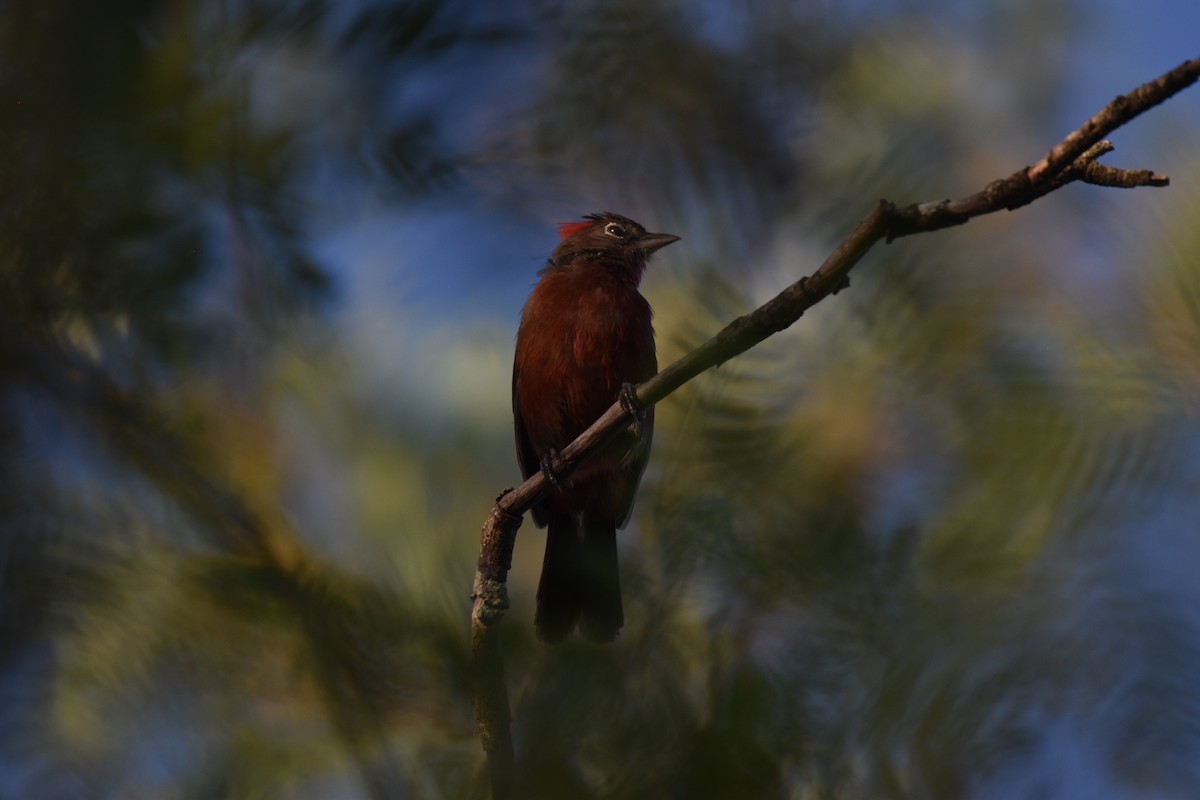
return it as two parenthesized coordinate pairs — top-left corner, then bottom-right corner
(1079, 163), (1171, 189)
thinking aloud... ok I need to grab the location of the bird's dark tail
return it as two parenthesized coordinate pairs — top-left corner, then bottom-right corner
(535, 510), (581, 643)
(535, 511), (624, 644)
(579, 514), (623, 642)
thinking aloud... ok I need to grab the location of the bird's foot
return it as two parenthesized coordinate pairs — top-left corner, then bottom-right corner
(619, 383), (646, 439)
(539, 449), (571, 491)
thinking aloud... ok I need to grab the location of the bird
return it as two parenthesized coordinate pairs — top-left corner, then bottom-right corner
(512, 212), (679, 643)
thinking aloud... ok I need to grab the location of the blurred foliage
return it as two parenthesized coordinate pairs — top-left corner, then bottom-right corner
(2, 0), (1200, 798)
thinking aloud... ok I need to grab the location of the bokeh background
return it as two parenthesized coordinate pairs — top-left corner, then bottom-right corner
(3, 1), (1200, 798)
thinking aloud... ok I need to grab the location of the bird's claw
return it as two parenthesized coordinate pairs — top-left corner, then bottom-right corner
(540, 450), (570, 491)
(620, 383), (646, 439)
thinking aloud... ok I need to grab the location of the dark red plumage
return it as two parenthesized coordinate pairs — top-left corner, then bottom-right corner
(513, 212), (679, 643)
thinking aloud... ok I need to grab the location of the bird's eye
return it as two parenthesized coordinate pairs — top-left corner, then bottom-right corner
(604, 223), (626, 239)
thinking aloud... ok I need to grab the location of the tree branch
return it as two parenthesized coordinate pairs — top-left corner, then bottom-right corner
(470, 55), (1200, 797)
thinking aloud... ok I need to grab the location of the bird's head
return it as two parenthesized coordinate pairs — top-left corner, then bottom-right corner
(549, 213), (679, 284)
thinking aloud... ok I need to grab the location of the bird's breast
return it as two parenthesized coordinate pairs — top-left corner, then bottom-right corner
(516, 274), (655, 435)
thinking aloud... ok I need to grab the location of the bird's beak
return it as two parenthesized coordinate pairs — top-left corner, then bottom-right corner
(637, 232), (681, 255)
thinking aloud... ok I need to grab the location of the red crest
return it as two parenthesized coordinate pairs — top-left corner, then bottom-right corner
(557, 220), (595, 239)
